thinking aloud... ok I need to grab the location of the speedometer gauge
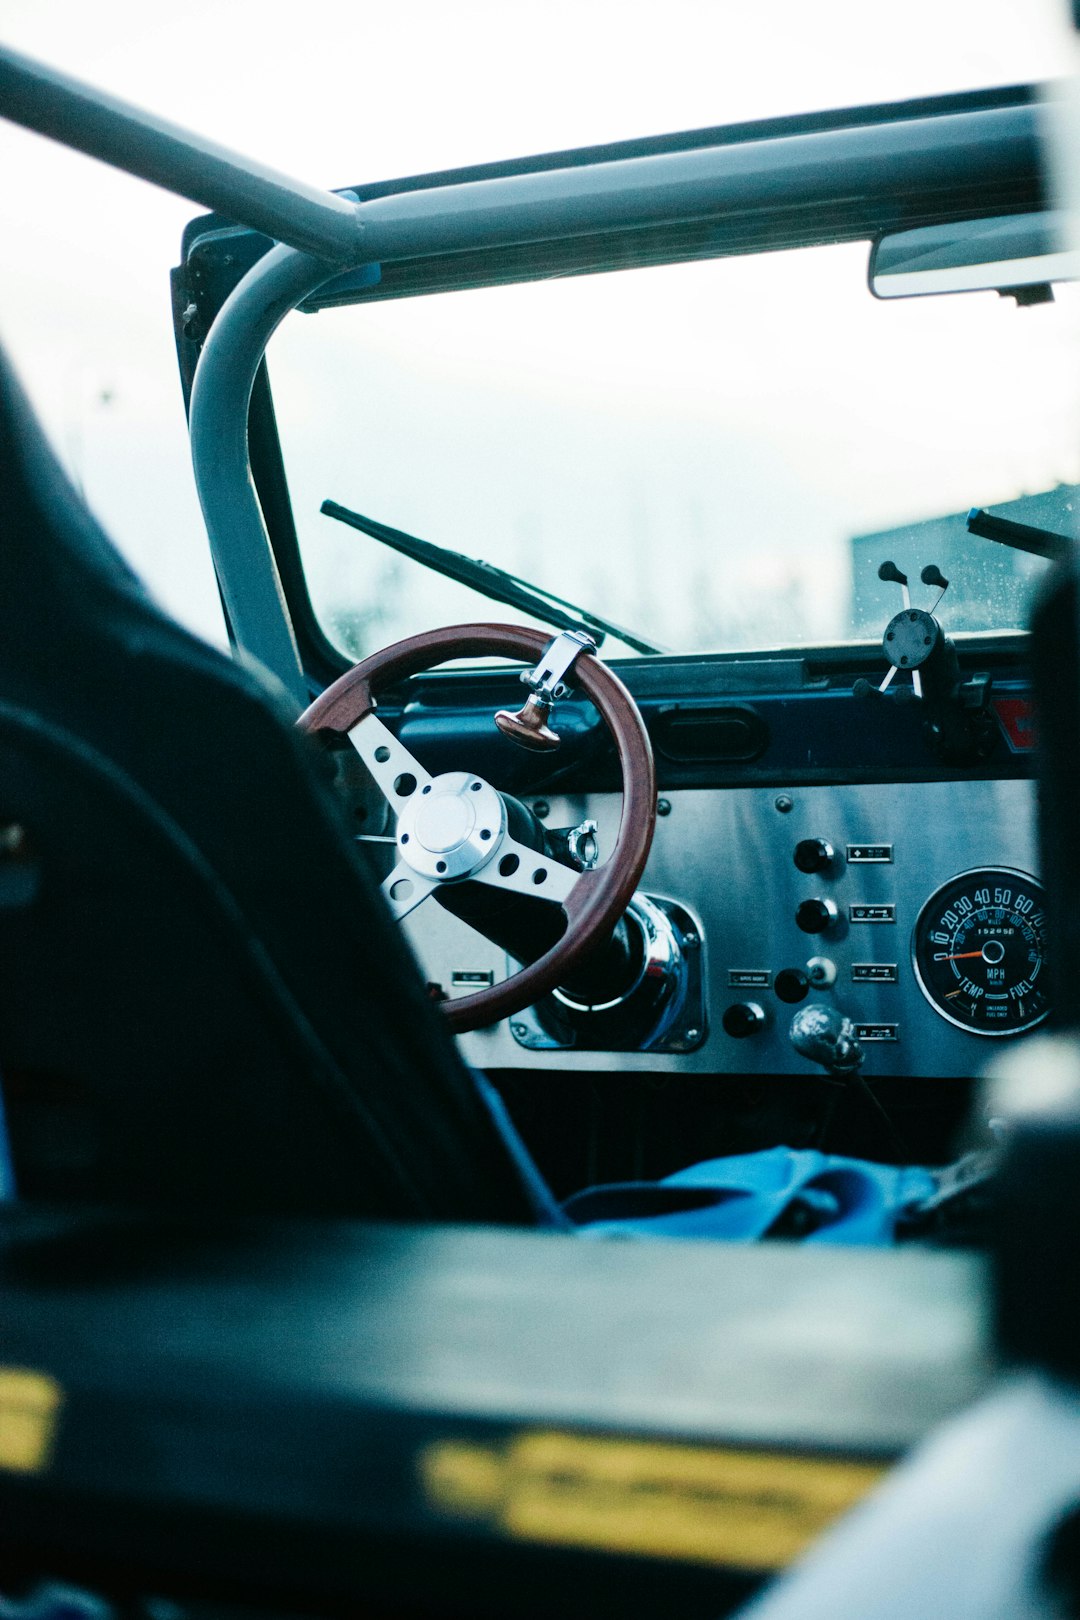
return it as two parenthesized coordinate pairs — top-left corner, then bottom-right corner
(912, 868), (1050, 1036)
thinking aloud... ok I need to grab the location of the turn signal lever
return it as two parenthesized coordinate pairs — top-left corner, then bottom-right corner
(790, 1004), (864, 1075)
(854, 560), (996, 764)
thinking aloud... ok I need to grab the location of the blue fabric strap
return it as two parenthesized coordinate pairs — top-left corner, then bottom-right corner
(563, 1147), (938, 1245)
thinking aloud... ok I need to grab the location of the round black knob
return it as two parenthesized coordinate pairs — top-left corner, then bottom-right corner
(722, 1001), (766, 1038)
(774, 968), (810, 1004)
(795, 897), (839, 935)
(794, 838), (835, 874)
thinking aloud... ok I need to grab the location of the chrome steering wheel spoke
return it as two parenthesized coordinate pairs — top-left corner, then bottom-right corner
(472, 835), (580, 905)
(347, 712), (434, 810)
(381, 861), (438, 921)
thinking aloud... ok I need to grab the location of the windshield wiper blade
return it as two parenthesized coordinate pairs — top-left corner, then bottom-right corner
(966, 506), (1074, 563)
(321, 500), (664, 655)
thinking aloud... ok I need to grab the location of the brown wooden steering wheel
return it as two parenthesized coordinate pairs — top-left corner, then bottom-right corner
(298, 624), (656, 1033)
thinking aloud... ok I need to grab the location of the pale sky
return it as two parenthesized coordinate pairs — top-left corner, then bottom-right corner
(1, 0), (1077, 649)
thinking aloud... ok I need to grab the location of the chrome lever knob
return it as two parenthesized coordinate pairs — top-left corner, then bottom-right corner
(790, 1003), (864, 1074)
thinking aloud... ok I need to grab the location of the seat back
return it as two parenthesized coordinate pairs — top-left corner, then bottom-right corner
(0, 346), (538, 1224)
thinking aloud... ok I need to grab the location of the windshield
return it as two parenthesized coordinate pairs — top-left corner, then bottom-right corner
(268, 236), (1080, 660)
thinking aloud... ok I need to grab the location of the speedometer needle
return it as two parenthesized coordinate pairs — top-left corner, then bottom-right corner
(935, 951), (986, 961)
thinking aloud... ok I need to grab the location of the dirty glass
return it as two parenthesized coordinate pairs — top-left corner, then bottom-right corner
(268, 239), (1080, 660)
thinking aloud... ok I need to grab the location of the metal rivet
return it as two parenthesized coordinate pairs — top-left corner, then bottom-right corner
(657, 798), (672, 817)
(775, 795), (793, 814)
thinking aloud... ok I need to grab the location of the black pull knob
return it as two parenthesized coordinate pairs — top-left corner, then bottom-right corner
(794, 838), (835, 875)
(795, 897), (839, 935)
(773, 967), (810, 1004)
(722, 1001), (767, 1038)
(878, 560), (908, 586)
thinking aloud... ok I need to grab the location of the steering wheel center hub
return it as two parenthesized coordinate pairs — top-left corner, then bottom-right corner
(397, 771), (506, 881)
(417, 794), (474, 852)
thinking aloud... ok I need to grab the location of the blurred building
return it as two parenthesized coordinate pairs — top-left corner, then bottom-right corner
(849, 485), (1080, 638)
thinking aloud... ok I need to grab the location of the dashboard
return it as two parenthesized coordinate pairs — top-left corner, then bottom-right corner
(412, 777), (1042, 1080)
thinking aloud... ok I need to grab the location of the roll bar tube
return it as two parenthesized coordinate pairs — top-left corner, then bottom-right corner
(188, 244), (341, 704)
(0, 46), (364, 264)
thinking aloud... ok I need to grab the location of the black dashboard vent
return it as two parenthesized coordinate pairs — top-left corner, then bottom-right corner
(654, 704), (768, 763)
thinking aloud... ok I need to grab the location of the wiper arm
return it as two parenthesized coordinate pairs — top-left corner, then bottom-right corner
(321, 500), (664, 655)
(966, 506), (1074, 563)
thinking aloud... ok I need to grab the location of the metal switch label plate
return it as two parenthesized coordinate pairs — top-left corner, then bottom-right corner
(729, 969), (772, 988)
(852, 963), (898, 983)
(856, 1023), (899, 1042)
(847, 844), (893, 863)
(850, 904), (896, 923)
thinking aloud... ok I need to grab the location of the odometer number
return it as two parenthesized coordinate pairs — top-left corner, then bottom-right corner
(912, 868), (1049, 1037)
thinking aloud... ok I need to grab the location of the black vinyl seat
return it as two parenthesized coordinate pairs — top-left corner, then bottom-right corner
(0, 344), (539, 1225)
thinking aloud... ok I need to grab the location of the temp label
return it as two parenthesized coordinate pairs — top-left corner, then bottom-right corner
(850, 904), (895, 923)
(729, 969), (771, 989)
(846, 844), (893, 864)
(852, 963), (898, 983)
(856, 1023), (899, 1042)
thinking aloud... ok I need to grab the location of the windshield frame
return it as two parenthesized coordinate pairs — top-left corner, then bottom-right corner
(173, 81), (1050, 689)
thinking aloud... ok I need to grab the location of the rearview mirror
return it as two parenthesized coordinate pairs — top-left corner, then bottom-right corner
(869, 211), (1080, 300)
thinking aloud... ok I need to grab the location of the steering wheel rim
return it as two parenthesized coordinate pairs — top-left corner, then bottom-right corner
(298, 623), (656, 1033)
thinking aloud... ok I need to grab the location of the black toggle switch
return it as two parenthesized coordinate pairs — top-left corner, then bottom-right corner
(795, 897), (839, 934)
(794, 838), (836, 874)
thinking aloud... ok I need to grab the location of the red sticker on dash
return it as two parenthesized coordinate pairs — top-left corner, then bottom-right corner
(992, 695), (1037, 753)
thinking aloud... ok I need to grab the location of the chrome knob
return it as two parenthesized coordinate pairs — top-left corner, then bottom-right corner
(790, 1004), (863, 1074)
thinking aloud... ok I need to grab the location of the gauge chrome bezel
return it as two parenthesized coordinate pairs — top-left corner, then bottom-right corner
(910, 865), (1049, 1037)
